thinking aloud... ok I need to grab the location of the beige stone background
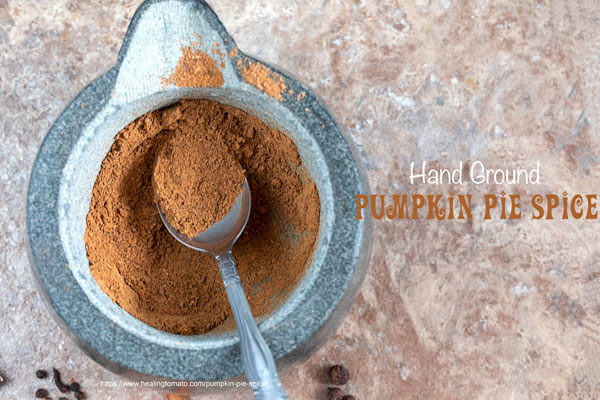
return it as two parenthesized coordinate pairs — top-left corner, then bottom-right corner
(2, 0), (600, 399)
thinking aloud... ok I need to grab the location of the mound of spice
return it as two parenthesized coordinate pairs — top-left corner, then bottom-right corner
(84, 99), (320, 335)
(162, 46), (224, 88)
(153, 119), (245, 237)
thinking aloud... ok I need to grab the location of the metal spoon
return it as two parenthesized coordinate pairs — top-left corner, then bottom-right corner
(157, 180), (289, 400)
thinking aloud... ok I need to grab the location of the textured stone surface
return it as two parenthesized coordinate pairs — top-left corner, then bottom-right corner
(2, 0), (600, 399)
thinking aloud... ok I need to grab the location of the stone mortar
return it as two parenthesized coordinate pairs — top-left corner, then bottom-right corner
(26, 0), (372, 394)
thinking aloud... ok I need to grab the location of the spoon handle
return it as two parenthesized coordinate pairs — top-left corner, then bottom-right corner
(216, 252), (290, 400)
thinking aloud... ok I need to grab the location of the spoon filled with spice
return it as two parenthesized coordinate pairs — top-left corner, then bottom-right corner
(152, 127), (290, 400)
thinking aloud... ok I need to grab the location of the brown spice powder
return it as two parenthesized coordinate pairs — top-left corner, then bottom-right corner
(152, 122), (245, 237)
(84, 100), (320, 335)
(240, 60), (287, 101)
(163, 46), (224, 88)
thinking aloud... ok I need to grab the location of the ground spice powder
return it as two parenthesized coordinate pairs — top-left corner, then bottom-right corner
(163, 46), (224, 88)
(240, 60), (287, 101)
(153, 119), (245, 237)
(84, 99), (320, 335)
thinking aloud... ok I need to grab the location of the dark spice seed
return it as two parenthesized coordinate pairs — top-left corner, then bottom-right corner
(329, 365), (350, 385)
(328, 387), (344, 400)
(34, 388), (49, 398)
(74, 391), (85, 399)
(343, 396), (357, 400)
(36, 370), (47, 379)
(70, 382), (80, 392)
(52, 368), (70, 393)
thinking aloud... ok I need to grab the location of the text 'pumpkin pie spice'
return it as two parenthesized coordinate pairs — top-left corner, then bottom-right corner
(152, 117), (245, 237)
(84, 100), (320, 335)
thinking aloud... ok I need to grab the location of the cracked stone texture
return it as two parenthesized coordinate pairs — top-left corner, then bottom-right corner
(2, 0), (600, 399)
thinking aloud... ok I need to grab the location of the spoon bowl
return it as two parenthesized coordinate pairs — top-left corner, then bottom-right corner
(158, 180), (251, 256)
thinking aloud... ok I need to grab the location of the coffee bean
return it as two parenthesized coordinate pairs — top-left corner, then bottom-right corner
(36, 370), (47, 379)
(34, 388), (49, 398)
(70, 382), (80, 392)
(328, 365), (350, 385)
(328, 387), (344, 400)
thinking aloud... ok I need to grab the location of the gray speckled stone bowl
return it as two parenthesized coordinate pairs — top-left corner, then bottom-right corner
(26, 0), (372, 393)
